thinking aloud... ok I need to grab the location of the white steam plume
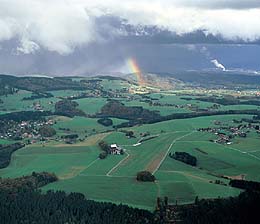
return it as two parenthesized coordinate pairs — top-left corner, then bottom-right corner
(211, 59), (226, 71)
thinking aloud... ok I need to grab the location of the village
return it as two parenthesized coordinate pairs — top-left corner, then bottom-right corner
(198, 119), (260, 145)
(0, 119), (55, 143)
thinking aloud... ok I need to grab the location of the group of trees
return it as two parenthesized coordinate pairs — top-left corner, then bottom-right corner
(0, 172), (58, 192)
(97, 118), (113, 126)
(136, 171), (156, 182)
(125, 130), (135, 138)
(39, 125), (56, 137)
(22, 92), (54, 100)
(61, 134), (79, 140)
(98, 141), (110, 159)
(169, 152), (197, 166)
(55, 100), (86, 117)
(61, 134), (79, 144)
(0, 143), (25, 168)
(0, 84), (15, 96)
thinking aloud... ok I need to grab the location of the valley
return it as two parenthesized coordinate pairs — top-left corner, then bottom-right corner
(1, 73), (260, 210)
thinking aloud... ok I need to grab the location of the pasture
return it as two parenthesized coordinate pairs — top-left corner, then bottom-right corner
(1, 83), (260, 209)
(2, 113), (259, 209)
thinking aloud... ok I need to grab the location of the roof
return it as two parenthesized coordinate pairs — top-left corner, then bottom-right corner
(110, 144), (118, 148)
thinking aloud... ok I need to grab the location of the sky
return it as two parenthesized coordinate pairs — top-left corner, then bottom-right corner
(0, 0), (260, 75)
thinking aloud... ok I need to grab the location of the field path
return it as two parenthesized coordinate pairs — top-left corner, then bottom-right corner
(152, 131), (195, 175)
(106, 151), (130, 177)
(223, 144), (260, 161)
(83, 157), (100, 171)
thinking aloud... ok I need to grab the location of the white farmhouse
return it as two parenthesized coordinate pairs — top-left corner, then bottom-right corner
(110, 144), (123, 155)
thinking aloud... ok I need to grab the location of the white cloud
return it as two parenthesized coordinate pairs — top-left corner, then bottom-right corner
(0, 0), (260, 54)
(16, 38), (40, 54)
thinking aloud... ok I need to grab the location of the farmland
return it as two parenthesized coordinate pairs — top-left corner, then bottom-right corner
(0, 75), (260, 210)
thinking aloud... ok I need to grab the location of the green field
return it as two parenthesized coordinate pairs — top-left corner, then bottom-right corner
(1, 81), (260, 210)
(53, 116), (127, 137)
(2, 113), (259, 209)
(76, 98), (107, 115)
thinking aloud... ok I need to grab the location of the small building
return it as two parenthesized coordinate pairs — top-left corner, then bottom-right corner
(110, 144), (123, 155)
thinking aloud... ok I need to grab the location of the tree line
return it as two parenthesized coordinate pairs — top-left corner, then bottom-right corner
(178, 190), (260, 224)
(229, 179), (260, 191)
(0, 190), (158, 224)
(0, 110), (52, 122)
(98, 141), (110, 159)
(169, 151), (197, 166)
(22, 91), (54, 100)
(0, 143), (25, 168)
(113, 108), (260, 128)
(0, 171), (58, 192)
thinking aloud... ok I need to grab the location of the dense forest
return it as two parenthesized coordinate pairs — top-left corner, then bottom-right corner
(0, 74), (87, 92)
(0, 143), (25, 168)
(99, 100), (161, 122)
(0, 172), (58, 192)
(229, 179), (260, 191)
(0, 190), (158, 224)
(195, 96), (260, 106)
(55, 100), (86, 117)
(2, 172), (161, 224)
(1, 172), (260, 224)
(178, 190), (260, 224)
(0, 171), (155, 224)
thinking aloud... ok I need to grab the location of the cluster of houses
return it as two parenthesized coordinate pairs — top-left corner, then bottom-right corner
(62, 88), (131, 101)
(0, 119), (54, 143)
(198, 120), (259, 145)
(213, 133), (232, 145)
(33, 102), (43, 111)
(32, 101), (54, 111)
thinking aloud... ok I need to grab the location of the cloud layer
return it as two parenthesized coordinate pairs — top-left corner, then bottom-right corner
(0, 0), (260, 55)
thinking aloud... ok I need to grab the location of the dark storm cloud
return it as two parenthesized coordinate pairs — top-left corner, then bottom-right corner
(0, 0), (260, 75)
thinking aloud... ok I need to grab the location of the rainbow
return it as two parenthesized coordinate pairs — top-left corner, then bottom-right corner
(127, 58), (145, 86)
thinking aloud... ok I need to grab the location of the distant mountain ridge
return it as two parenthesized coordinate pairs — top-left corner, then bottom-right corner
(0, 74), (87, 93)
(140, 70), (260, 89)
(1, 70), (260, 94)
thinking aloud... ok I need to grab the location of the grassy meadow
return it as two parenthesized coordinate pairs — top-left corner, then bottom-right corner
(1, 81), (260, 210)
(1, 113), (259, 209)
